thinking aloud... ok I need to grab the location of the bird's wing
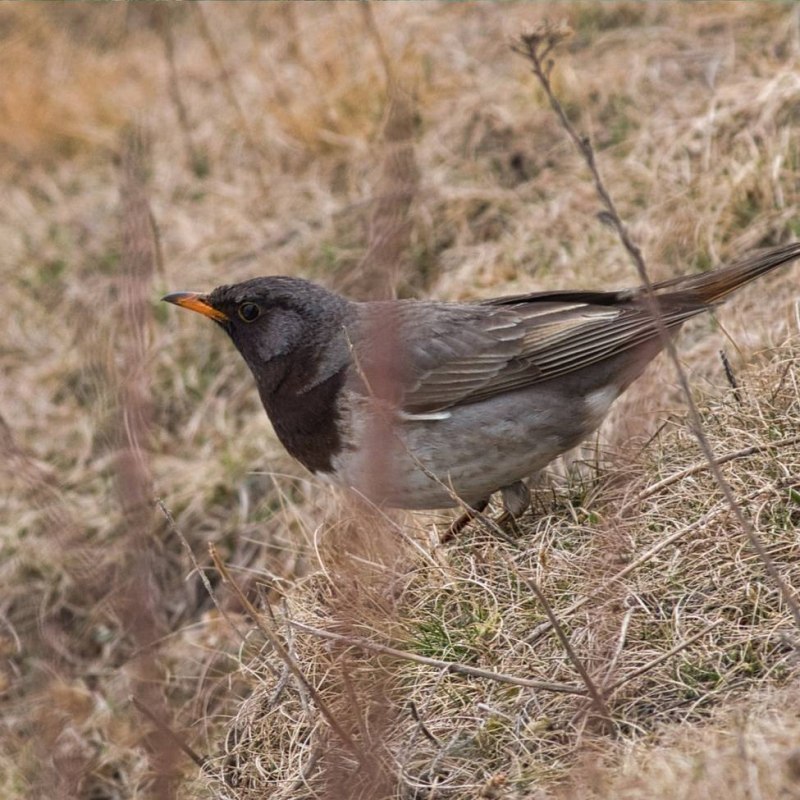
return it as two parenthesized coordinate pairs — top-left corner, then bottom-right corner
(348, 243), (800, 413)
(352, 292), (701, 413)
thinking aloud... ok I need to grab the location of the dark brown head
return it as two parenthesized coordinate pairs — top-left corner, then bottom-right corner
(163, 276), (355, 472)
(164, 276), (352, 383)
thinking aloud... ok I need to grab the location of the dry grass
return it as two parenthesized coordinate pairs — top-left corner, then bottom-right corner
(211, 344), (800, 799)
(1, 3), (800, 799)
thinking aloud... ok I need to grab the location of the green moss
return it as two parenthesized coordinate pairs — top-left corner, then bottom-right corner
(191, 150), (211, 179)
(411, 594), (500, 664)
(678, 660), (723, 694)
(573, 3), (647, 36)
(414, 616), (475, 663)
(732, 187), (764, 229)
(84, 246), (121, 276)
(691, 248), (714, 273)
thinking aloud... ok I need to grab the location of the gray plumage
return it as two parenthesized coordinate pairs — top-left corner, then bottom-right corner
(164, 242), (800, 516)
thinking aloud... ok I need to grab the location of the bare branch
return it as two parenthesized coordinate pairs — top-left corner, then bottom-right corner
(514, 26), (800, 630)
(635, 435), (800, 503)
(131, 695), (208, 769)
(289, 620), (587, 696)
(208, 544), (363, 759)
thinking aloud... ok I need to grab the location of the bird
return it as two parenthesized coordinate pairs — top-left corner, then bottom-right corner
(163, 242), (800, 531)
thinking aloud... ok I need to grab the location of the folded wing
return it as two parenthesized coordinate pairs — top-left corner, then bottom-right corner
(350, 243), (800, 414)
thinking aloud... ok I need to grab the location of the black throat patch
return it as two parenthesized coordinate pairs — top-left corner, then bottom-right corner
(256, 358), (347, 475)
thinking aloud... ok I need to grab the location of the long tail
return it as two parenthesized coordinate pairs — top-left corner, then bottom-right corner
(652, 241), (800, 305)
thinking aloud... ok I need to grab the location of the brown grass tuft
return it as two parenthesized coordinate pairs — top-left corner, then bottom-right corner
(207, 341), (800, 799)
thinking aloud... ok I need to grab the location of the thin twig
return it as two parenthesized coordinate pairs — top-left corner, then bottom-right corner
(398, 668), (449, 776)
(527, 481), (788, 644)
(131, 695), (208, 769)
(515, 28), (800, 630)
(156, 498), (250, 646)
(117, 126), (186, 797)
(208, 544), (362, 758)
(719, 349), (742, 404)
(289, 620), (587, 696)
(605, 619), (723, 693)
(284, 740), (322, 795)
(408, 701), (441, 746)
(281, 598), (310, 712)
(768, 357), (795, 405)
(600, 607), (635, 691)
(499, 551), (611, 717)
(635, 434), (800, 503)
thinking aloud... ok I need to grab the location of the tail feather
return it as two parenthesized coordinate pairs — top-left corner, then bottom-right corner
(652, 242), (800, 305)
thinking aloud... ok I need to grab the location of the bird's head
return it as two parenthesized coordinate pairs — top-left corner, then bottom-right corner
(163, 276), (352, 389)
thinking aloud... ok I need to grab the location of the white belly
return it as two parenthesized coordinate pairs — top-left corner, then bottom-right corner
(323, 381), (620, 510)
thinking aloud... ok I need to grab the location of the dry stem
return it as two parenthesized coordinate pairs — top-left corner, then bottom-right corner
(289, 621), (587, 696)
(515, 25), (800, 631)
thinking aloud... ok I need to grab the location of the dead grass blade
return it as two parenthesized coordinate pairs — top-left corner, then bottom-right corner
(289, 620), (588, 696)
(605, 619), (723, 694)
(527, 479), (794, 645)
(208, 543), (363, 759)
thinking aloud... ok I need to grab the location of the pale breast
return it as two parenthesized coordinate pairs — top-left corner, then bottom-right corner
(322, 380), (620, 510)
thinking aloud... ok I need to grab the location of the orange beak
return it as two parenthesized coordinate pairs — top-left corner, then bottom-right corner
(162, 292), (229, 322)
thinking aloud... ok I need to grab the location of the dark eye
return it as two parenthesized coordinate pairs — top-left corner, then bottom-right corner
(238, 302), (261, 322)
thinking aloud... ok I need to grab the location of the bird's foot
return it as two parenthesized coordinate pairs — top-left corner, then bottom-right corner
(440, 481), (531, 543)
(441, 499), (489, 543)
(494, 510), (523, 538)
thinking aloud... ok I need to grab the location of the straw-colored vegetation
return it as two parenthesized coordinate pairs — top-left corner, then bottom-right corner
(1, 4), (799, 799)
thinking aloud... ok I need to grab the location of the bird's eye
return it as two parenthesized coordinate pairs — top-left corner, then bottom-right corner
(238, 302), (261, 322)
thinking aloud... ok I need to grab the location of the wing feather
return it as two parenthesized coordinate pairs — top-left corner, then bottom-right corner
(351, 293), (706, 413)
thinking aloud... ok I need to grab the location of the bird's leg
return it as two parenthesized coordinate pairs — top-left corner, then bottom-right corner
(441, 481), (531, 543)
(500, 480), (531, 517)
(441, 498), (489, 543)
(495, 480), (531, 533)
